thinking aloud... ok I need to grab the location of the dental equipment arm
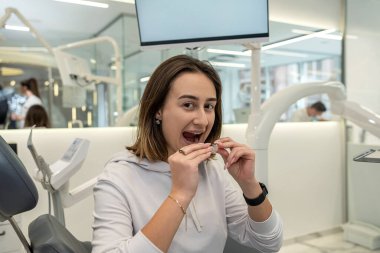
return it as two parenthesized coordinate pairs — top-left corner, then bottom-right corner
(247, 81), (380, 183)
(0, 8), (53, 54)
(58, 177), (98, 208)
(54, 36), (121, 86)
(27, 128), (53, 191)
(333, 100), (380, 139)
(54, 36), (122, 115)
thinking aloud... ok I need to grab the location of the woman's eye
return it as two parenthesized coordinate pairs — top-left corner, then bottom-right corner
(205, 104), (215, 111)
(183, 102), (194, 109)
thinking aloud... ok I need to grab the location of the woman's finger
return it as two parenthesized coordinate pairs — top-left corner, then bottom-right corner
(227, 147), (254, 166)
(178, 143), (211, 156)
(215, 137), (245, 149)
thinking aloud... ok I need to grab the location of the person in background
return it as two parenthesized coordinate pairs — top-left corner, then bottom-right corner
(24, 104), (51, 128)
(0, 85), (9, 129)
(92, 55), (283, 253)
(290, 101), (327, 122)
(11, 78), (43, 128)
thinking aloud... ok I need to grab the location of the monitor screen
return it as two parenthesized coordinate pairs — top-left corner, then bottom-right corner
(135, 0), (269, 49)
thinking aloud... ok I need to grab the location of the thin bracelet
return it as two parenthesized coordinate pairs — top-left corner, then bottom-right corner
(168, 195), (186, 215)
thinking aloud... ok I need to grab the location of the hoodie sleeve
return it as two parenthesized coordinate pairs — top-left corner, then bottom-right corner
(223, 171), (283, 253)
(92, 179), (163, 253)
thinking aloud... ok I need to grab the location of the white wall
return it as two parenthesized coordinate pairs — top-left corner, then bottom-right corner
(345, 0), (380, 145)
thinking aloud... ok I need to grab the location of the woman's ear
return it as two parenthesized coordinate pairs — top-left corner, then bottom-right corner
(155, 110), (162, 120)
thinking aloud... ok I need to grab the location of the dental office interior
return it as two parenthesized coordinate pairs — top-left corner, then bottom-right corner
(0, 0), (380, 252)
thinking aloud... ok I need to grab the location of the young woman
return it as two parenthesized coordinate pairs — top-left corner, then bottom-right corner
(11, 78), (43, 128)
(92, 55), (283, 253)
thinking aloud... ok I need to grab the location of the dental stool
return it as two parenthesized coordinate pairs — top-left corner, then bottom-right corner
(0, 136), (91, 253)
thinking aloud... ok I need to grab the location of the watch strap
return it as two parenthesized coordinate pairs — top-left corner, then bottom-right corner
(243, 182), (268, 206)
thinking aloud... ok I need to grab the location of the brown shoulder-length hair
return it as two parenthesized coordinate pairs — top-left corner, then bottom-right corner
(127, 55), (223, 161)
(24, 104), (51, 128)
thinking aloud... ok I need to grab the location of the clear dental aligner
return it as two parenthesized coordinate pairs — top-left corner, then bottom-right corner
(211, 143), (218, 155)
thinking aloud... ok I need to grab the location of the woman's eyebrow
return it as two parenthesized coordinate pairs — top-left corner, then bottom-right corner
(178, 95), (217, 102)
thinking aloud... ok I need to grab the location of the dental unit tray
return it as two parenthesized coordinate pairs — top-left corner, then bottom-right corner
(27, 128), (90, 190)
(27, 128), (95, 225)
(353, 149), (380, 163)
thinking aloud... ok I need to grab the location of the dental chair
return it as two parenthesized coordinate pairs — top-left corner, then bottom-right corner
(0, 136), (91, 253)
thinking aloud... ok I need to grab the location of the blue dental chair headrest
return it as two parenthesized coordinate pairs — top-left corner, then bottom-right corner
(0, 136), (38, 221)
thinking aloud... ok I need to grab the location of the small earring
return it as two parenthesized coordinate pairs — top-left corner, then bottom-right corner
(155, 119), (161, 125)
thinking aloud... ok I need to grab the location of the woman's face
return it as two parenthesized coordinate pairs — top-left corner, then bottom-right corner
(20, 85), (27, 95)
(156, 72), (217, 157)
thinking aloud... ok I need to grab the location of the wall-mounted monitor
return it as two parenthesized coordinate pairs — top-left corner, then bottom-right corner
(135, 0), (269, 49)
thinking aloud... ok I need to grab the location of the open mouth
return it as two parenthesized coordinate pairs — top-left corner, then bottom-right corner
(183, 131), (202, 143)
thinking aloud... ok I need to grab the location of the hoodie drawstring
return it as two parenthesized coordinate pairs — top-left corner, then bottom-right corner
(189, 195), (203, 232)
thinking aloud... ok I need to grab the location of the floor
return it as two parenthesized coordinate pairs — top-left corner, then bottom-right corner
(279, 229), (380, 253)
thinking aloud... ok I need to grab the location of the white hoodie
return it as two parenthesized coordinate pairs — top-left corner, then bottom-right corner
(92, 150), (283, 253)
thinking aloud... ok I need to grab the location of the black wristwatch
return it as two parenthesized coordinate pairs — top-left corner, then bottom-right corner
(243, 182), (268, 206)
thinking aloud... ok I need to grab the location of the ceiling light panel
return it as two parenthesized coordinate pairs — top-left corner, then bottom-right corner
(54, 0), (109, 8)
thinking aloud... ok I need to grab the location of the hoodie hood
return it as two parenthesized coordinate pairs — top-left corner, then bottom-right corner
(107, 149), (171, 174)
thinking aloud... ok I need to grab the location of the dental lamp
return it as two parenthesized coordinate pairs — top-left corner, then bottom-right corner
(27, 128), (97, 226)
(54, 37), (123, 115)
(246, 81), (380, 184)
(54, 36), (122, 87)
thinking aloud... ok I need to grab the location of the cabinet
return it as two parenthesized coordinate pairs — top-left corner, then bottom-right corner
(0, 216), (22, 253)
(344, 144), (380, 249)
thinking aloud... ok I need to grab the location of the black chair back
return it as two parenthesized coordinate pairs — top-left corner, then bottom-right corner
(0, 136), (38, 221)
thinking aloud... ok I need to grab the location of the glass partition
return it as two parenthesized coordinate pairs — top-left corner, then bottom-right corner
(96, 14), (342, 125)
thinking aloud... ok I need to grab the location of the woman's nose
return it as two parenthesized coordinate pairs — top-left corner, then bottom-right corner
(193, 109), (208, 126)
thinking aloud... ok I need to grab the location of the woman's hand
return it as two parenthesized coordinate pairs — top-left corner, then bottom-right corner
(168, 143), (212, 202)
(215, 137), (258, 189)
